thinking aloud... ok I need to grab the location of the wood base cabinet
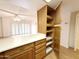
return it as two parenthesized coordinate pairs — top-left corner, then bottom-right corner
(6, 48), (34, 59)
(2, 43), (34, 59)
(0, 39), (46, 59)
(35, 39), (46, 59)
(0, 53), (4, 59)
(35, 49), (46, 59)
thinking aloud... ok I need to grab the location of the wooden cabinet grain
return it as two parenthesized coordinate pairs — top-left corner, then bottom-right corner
(0, 39), (46, 59)
(0, 53), (4, 59)
(35, 49), (46, 59)
(4, 43), (34, 59)
(9, 48), (34, 59)
(35, 39), (46, 59)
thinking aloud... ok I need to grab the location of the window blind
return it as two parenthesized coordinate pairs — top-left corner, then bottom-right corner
(11, 23), (31, 35)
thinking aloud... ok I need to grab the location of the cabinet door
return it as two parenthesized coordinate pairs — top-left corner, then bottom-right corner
(5, 48), (34, 59)
(14, 48), (34, 59)
(54, 27), (60, 50)
(35, 49), (46, 59)
(0, 53), (4, 59)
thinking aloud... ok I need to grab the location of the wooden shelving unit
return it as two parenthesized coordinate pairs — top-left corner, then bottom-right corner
(37, 5), (56, 55)
(37, 5), (61, 59)
(46, 7), (55, 54)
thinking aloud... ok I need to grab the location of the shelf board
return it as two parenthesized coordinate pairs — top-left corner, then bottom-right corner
(46, 37), (52, 41)
(54, 24), (61, 27)
(47, 30), (53, 33)
(46, 41), (53, 46)
(47, 15), (53, 20)
(47, 24), (53, 27)
(46, 47), (53, 54)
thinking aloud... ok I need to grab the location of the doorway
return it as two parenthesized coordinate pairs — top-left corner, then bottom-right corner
(69, 11), (79, 51)
(69, 12), (76, 49)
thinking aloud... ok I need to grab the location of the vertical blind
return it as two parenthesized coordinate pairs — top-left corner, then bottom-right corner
(11, 23), (31, 35)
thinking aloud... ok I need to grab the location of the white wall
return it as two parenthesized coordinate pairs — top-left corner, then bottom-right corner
(0, 14), (37, 37)
(0, 17), (2, 37)
(2, 16), (13, 37)
(60, 3), (71, 48)
(59, 0), (79, 48)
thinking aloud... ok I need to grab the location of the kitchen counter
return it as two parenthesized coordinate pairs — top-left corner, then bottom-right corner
(0, 33), (46, 53)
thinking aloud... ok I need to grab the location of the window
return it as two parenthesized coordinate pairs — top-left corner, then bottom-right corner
(11, 23), (31, 35)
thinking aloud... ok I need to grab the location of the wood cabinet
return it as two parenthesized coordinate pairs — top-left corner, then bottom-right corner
(9, 48), (34, 59)
(54, 27), (60, 50)
(38, 5), (61, 59)
(0, 39), (46, 59)
(35, 39), (46, 59)
(2, 43), (34, 59)
(53, 5), (61, 52)
(37, 5), (56, 55)
(35, 49), (45, 59)
(0, 53), (4, 59)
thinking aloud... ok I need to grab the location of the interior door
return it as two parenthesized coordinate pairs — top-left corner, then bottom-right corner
(75, 12), (79, 51)
(69, 12), (76, 48)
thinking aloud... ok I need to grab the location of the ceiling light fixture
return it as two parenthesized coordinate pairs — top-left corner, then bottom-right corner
(44, 0), (51, 3)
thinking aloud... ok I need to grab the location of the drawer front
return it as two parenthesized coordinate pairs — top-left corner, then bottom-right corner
(35, 42), (46, 50)
(35, 50), (46, 59)
(4, 47), (22, 56)
(35, 39), (46, 46)
(4, 43), (34, 56)
(21, 43), (34, 51)
(35, 46), (46, 54)
(4, 47), (34, 59)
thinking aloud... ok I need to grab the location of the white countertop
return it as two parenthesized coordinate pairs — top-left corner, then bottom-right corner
(0, 33), (46, 53)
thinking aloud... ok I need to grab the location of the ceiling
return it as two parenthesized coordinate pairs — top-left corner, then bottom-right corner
(0, 0), (62, 16)
(0, 0), (46, 16)
(0, 0), (79, 16)
(61, 0), (79, 12)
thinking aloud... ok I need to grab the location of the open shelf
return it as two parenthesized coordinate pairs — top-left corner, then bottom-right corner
(46, 37), (52, 41)
(54, 24), (61, 27)
(38, 5), (57, 55)
(46, 41), (53, 47)
(47, 30), (53, 33)
(46, 47), (53, 54)
(47, 24), (53, 27)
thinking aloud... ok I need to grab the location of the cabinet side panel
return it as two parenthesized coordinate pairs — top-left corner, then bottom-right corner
(37, 6), (47, 34)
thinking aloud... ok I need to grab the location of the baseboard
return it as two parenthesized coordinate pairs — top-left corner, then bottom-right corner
(60, 44), (69, 48)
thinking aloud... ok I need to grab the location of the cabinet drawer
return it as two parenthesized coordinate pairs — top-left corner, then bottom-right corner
(21, 43), (34, 51)
(35, 39), (46, 46)
(4, 47), (22, 56)
(35, 42), (46, 50)
(4, 43), (34, 56)
(35, 46), (46, 54)
(35, 50), (46, 59)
